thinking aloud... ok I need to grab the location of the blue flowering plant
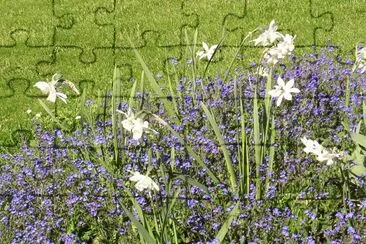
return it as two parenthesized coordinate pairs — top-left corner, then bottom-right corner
(1, 20), (366, 243)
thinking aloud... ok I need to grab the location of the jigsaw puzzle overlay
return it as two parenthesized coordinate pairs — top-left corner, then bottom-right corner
(0, 0), (365, 147)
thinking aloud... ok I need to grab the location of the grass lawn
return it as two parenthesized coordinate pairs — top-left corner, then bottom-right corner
(0, 0), (365, 146)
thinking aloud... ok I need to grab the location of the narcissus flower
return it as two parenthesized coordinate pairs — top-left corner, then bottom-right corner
(34, 80), (67, 103)
(129, 171), (160, 192)
(301, 137), (341, 165)
(301, 137), (323, 155)
(117, 107), (157, 140)
(196, 42), (218, 61)
(265, 34), (296, 64)
(34, 73), (79, 103)
(268, 77), (300, 106)
(252, 20), (283, 46)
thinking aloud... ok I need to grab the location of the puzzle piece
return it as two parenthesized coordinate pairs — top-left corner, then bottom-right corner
(182, 0), (333, 48)
(0, 78), (45, 147)
(181, 0), (247, 46)
(0, 0), (73, 46)
(95, 0), (198, 48)
(0, 30), (53, 97)
(311, 0), (366, 56)
(54, 0), (115, 63)
(36, 47), (117, 97)
(115, 30), (182, 81)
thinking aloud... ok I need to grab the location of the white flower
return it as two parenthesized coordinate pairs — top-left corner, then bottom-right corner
(117, 108), (156, 140)
(301, 137), (323, 155)
(26, 109), (32, 114)
(196, 42), (218, 61)
(34, 79), (67, 103)
(354, 45), (366, 73)
(252, 20), (283, 46)
(75, 115), (81, 120)
(301, 137), (341, 166)
(264, 34), (296, 64)
(316, 148), (340, 166)
(268, 77), (300, 106)
(35, 112), (41, 118)
(129, 171), (160, 192)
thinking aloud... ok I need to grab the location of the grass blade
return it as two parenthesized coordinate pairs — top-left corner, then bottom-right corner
(131, 43), (179, 124)
(253, 87), (261, 199)
(38, 99), (67, 130)
(111, 66), (121, 166)
(121, 205), (156, 244)
(215, 202), (240, 242)
(200, 102), (237, 192)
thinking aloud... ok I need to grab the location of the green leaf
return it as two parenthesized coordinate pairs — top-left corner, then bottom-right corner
(121, 205), (156, 244)
(131, 42), (179, 124)
(174, 175), (209, 193)
(351, 133), (366, 149)
(38, 99), (67, 130)
(111, 65), (121, 159)
(350, 147), (366, 177)
(215, 202), (240, 242)
(201, 102), (237, 192)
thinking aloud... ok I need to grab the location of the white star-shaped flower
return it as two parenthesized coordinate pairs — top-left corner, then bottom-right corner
(301, 137), (341, 166)
(117, 108), (156, 140)
(129, 171), (160, 192)
(196, 42), (218, 61)
(268, 77), (300, 106)
(252, 20), (283, 46)
(34, 80), (67, 103)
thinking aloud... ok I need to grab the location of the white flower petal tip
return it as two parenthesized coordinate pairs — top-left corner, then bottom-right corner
(129, 171), (160, 192)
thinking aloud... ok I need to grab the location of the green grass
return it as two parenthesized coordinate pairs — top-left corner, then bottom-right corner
(0, 0), (363, 146)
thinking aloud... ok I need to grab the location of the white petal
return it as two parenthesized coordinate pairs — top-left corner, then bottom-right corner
(285, 79), (295, 89)
(47, 90), (57, 103)
(129, 172), (143, 182)
(132, 127), (144, 140)
(276, 94), (284, 106)
(268, 88), (281, 97)
(283, 92), (292, 101)
(56, 92), (67, 103)
(209, 45), (218, 52)
(34, 81), (51, 94)
(277, 77), (285, 88)
(202, 42), (209, 51)
(290, 88), (300, 93)
(122, 118), (134, 131)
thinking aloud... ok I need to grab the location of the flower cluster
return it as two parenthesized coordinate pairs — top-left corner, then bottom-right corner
(252, 20), (296, 65)
(301, 137), (341, 165)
